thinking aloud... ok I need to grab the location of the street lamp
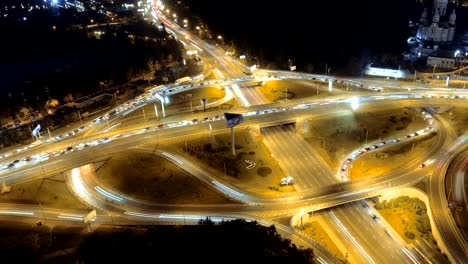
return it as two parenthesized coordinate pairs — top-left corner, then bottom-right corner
(362, 127), (369, 145)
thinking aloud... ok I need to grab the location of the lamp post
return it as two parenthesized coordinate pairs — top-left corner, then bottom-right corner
(362, 127), (369, 145)
(77, 110), (83, 126)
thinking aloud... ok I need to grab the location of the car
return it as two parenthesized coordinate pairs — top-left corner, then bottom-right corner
(372, 215), (381, 223)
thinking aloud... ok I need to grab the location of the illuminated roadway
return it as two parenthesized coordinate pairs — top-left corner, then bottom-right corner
(0, 2), (466, 262)
(429, 135), (468, 263)
(0, 77), (467, 262)
(0, 92), (466, 261)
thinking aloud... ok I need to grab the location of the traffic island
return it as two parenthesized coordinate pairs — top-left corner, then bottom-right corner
(259, 79), (350, 102)
(94, 151), (235, 204)
(303, 108), (427, 170)
(348, 134), (436, 180)
(0, 174), (88, 211)
(170, 128), (294, 196)
(374, 196), (448, 261)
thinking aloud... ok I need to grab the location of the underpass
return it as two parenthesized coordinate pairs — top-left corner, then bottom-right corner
(261, 123), (415, 263)
(261, 123), (333, 192)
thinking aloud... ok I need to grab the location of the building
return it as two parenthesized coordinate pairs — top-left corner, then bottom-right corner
(405, 0), (468, 68)
(415, 0), (457, 44)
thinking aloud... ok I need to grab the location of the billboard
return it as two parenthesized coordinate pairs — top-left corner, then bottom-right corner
(224, 113), (243, 128)
(83, 209), (96, 224)
(32, 124), (41, 137)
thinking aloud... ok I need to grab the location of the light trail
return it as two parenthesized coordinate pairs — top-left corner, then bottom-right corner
(211, 180), (245, 198)
(0, 210), (34, 216)
(161, 152), (184, 165)
(329, 211), (376, 264)
(95, 186), (124, 202)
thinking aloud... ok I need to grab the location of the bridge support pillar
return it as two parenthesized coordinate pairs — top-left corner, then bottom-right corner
(231, 127), (236, 156)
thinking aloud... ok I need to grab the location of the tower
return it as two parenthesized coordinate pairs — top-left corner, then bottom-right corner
(433, 0), (448, 17)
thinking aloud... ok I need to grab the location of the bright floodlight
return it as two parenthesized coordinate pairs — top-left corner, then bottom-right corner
(351, 96), (359, 110)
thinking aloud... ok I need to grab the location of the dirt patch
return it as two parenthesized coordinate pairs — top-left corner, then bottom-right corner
(95, 151), (235, 204)
(300, 220), (345, 261)
(165, 86), (225, 109)
(259, 80), (349, 102)
(0, 174), (87, 210)
(303, 108), (427, 170)
(170, 128), (292, 196)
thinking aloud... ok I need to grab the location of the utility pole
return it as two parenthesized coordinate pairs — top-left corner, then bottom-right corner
(78, 110), (83, 126)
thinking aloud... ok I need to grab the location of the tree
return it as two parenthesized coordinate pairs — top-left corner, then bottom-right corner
(63, 94), (74, 103)
(16, 106), (33, 123)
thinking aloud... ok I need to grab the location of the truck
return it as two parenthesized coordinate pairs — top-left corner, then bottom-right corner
(175, 76), (192, 85)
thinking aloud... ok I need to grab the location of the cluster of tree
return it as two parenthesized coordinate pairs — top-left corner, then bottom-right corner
(0, 219), (315, 264)
(77, 219), (314, 264)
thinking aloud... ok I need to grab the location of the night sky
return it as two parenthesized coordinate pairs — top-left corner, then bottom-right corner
(183, 0), (448, 69)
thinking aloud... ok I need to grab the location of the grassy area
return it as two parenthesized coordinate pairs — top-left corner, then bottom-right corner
(0, 174), (88, 211)
(375, 196), (436, 245)
(95, 151), (235, 204)
(170, 128), (293, 196)
(349, 134), (436, 180)
(301, 220), (346, 262)
(303, 108), (427, 170)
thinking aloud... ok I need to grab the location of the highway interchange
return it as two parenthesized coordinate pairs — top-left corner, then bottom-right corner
(0, 1), (467, 263)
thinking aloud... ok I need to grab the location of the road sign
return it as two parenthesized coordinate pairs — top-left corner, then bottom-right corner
(32, 124), (41, 137)
(224, 113), (243, 128)
(83, 209), (96, 224)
